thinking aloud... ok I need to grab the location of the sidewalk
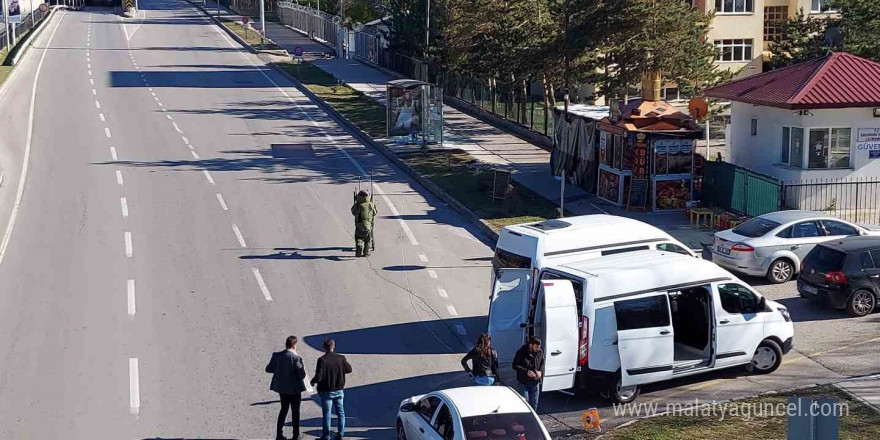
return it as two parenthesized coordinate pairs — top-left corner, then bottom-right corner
(214, 6), (715, 248)
(835, 375), (880, 415)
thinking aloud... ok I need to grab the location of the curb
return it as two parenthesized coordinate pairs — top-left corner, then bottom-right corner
(5, 8), (56, 66)
(833, 379), (880, 416)
(267, 62), (501, 244)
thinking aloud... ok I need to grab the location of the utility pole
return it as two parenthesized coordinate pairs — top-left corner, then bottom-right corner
(259, 0), (265, 49)
(425, 0), (429, 56)
(3, 0), (9, 51)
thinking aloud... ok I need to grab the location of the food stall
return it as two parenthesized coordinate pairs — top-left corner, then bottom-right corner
(596, 99), (703, 211)
(386, 79), (444, 145)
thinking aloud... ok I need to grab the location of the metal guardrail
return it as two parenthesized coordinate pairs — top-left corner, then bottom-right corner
(276, 1), (340, 49)
(1, 7), (50, 56)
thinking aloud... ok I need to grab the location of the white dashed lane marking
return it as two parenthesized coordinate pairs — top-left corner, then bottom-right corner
(455, 324), (467, 336)
(127, 279), (136, 317)
(116, 170), (124, 186)
(129, 358), (140, 415)
(202, 170), (215, 185)
(252, 268), (272, 301)
(232, 224), (247, 248)
(446, 305), (458, 316)
(418, 254), (428, 263)
(110, 147), (118, 161)
(427, 270), (438, 279)
(120, 197), (129, 218)
(437, 288), (448, 298)
(124, 231), (133, 258)
(216, 193), (228, 211)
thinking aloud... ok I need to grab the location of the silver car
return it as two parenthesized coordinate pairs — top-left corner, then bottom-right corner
(712, 211), (880, 283)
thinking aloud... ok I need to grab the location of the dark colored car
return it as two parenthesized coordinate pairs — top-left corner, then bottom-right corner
(797, 236), (880, 317)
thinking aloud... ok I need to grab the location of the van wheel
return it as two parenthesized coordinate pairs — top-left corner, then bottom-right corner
(749, 339), (782, 374)
(767, 259), (794, 284)
(847, 290), (876, 317)
(607, 376), (640, 404)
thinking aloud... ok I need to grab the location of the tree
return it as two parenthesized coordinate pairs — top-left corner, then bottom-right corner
(830, 0), (880, 61)
(768, 9), (834, 69)
(592, 0), (728, 101)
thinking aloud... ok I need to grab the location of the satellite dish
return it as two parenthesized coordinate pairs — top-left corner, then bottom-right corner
(824, 27), (843, 47)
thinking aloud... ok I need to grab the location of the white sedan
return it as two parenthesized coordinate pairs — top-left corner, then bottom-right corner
(396, 386), (550, 440)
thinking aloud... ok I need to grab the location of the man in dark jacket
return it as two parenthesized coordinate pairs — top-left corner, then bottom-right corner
(512, 337), (544, 410)
(310, 338), (353, 440)
(266, 336), (307, 440)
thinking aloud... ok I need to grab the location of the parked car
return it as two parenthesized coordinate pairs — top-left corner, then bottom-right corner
(797, 237), (880, 317)
(711, 211), (880, 283)
(397, 386), (551, 440)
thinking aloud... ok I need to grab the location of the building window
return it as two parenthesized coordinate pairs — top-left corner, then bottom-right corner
(781, 126), (804, 168)
(807, 128), (851, 169)
(764, 6), (788, 43)
(811, 0), (835, 13)
(714, 39), (754, 62)
(750, 119), (758, 136)
(716, 0), (754, 13)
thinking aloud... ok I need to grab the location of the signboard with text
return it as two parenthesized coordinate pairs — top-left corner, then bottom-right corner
(857, 128), (880, 159)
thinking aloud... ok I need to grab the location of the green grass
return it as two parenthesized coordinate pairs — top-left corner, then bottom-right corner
(218, 17), (281, 51)
(604, 385), (880, 440)
(400, 150), (562, 230)
(275, 61), (387, 139)
(0, 47), (11, 88)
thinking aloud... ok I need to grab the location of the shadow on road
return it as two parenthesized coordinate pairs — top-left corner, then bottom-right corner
(775, 296), (856, 322)
(304, 316), (487, 355)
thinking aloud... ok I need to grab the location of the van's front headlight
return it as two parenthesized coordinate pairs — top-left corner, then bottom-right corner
(779, 307), (791, 322)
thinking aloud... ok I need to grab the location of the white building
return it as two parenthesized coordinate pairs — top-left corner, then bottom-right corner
(706, 53), (880, 182)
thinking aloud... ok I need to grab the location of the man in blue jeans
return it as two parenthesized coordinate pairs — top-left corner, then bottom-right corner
(310, 338), (353, 440)
(512, 337), (544, 410)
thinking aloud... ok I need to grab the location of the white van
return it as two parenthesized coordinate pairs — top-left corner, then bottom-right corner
(488, 250), (794, 403)
(492, 215), (697, 286)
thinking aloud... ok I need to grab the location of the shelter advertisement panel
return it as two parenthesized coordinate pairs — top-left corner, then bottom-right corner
(389, 87), (422, 137)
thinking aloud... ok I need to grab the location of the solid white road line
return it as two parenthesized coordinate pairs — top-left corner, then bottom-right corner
(104, 127), (112, 138)
(202, 170), (215, 184)
(124, 231), (133, 257)
(129, 358), (140, 414)
(437, 288), (448, 298)
(120, 197), (129, 218)
(455, 324), (467, 336)
(418, 254), (428, 263)
(190, 150), (200, 159)
(127, 279), (136, 316)
(216, 193), (228, 211)
(427, 269), (438, 279)
(110, 146), (118, 161)
(252, 268), (272, 301)
(232, 224), (247, 248)
(99, 113), (105, 122)
(446, 305), (458, 316)
(116, 170), (124, 185)
(0, 11), (66, 269)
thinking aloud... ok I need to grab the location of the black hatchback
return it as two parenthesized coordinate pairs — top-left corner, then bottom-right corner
(797, 236), (880, 317)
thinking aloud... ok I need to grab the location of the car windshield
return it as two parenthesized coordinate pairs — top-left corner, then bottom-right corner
(732, 217), (781, 238)
(462, 412), (546, 440)
(805, 245), (846, 272)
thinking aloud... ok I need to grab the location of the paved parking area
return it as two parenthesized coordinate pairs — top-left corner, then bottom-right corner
(537, 275), (880, 435)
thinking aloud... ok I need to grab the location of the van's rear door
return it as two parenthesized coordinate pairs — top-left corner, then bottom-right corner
(488, 269), (532, 363)
(539, 280), (579, 391)
(615, 293), (675, 387)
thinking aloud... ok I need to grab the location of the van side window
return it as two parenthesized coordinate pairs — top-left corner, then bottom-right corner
(614, 295), (670, 330)
(717, 284), (760, 314)
(657, 243), (691, 255)
(492, 248), (532, 273)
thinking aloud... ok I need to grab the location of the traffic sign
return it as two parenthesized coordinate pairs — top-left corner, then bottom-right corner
(242, 16), (249, 25)
(39, 3), (49, 12)
(293, 46), (304, 56)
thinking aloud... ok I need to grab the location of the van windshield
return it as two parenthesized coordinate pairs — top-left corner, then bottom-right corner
(493, 248), (532, 274)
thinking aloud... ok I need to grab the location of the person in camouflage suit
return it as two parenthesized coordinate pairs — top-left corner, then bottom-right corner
(351, 190), (378, 257)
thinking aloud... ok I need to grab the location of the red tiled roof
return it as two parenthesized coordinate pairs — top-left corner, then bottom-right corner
(705, 53), (880, 109)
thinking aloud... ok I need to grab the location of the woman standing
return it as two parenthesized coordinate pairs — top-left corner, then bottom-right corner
(460, 333), (499, 386)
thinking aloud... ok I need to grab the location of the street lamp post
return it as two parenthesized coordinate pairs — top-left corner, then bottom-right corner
(259, 0), (265, 49)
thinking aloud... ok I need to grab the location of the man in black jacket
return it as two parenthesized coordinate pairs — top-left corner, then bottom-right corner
(266, 336), (307, 440)
(310, 338), (353, 440)
(512, 337), (544, 410)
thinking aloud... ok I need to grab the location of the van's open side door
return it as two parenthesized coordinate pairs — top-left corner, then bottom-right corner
(488, 269), (532, 364)
(539, 280), (579, 391)
(615, 293), (675, 387)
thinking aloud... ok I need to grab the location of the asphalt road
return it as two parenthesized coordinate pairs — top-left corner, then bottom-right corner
(1, 3), (878, 440)
(0, 3), (492, 438)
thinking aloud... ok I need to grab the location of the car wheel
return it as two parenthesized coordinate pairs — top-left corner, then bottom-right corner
(847, 290), (876, 317)
(749, 339), (782, 374)
(397, 419), (407, 440)
(767, 259), (794, 284)
(607, 376), (640, 404)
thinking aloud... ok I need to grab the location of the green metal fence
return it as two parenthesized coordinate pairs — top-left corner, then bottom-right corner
(702, 161), (782, 217)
